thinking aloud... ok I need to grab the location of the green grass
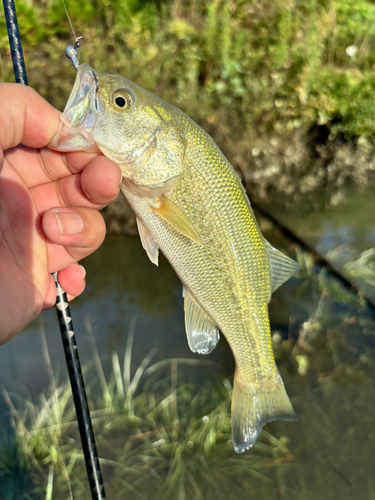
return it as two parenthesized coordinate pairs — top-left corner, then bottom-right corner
(0, 319), (293, 500)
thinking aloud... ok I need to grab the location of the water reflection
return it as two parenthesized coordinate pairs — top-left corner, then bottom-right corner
(268, 189), (375, 254)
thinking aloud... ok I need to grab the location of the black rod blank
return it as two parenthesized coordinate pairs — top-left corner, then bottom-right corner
(2, 0), (27, 84)
(2, 2), (107, 498)
(53, 275), (106, 499)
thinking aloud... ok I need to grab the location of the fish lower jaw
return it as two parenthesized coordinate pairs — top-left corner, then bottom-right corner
(49, 122), (100, 153)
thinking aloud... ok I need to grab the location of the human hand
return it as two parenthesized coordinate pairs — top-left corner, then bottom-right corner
(0, 84), (121, 344)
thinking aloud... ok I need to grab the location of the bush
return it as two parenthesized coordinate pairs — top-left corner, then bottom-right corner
(2, 0), (375, 205)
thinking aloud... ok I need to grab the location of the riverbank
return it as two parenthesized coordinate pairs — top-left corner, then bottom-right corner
(1, 0), (375, 212)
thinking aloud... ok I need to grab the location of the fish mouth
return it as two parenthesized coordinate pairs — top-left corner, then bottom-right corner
(49, 63), (104, 153)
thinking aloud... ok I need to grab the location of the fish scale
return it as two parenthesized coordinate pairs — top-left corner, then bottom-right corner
(49, 63), (299, 453)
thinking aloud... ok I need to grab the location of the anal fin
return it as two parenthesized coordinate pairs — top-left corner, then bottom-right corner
(136, 217), (159, 266)
(183, 288), (220, 354)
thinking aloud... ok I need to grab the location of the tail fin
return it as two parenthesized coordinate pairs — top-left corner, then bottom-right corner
(231, 368), (297, 453)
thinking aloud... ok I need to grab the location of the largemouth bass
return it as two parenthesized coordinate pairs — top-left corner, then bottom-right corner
(50, 64), (299, 453)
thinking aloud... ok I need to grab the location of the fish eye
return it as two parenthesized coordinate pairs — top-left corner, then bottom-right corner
(112, 90), (134, 110)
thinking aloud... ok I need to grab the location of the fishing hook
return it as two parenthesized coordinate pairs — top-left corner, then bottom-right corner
(65, 37), (100, 96)
(65, 35), (83, 70)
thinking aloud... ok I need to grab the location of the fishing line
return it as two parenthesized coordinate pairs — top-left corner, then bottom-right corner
(61, 0), (83, 70)
(1, 1), (107, 499)
(61, 0), (78, 44)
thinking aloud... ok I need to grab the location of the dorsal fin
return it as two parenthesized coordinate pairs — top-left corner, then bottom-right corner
(136, 217), (159, 266)
(183, 287), (220, 354)
(265, 240), (300, 294)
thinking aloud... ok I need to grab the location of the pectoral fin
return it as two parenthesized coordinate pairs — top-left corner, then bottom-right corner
(136, 217), (159, 266)
(265, 240), (300, 294)
(151, 196), (202, 245)
(183, 288), (220, 354)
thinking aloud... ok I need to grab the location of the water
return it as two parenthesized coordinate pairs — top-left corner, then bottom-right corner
(1, 190), (375, 499)
(264, 189), (375, 301)
(0, 236), (234, 400)
(269, 189), (375, 255)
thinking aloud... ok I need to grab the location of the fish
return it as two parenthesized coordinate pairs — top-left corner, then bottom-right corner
(49, 63), (299, 453)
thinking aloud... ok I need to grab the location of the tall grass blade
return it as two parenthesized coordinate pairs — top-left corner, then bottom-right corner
(85, 313), (112, 407)
(45, 463), (54, 500)
(128, 348), (158, 400)
(112, 351), (125, 399)
(124, 314), (137, 392)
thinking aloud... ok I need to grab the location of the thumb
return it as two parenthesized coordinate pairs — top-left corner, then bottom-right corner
(0, 83), (60, 152)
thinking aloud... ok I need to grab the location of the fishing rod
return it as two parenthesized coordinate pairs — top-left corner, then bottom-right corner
(251, 199), (375, 310)
(1, 1), (107, 499)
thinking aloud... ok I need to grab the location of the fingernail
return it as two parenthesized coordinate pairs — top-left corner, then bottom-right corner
(54, 212), (84, 236)
(78, 265), (86, 279)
